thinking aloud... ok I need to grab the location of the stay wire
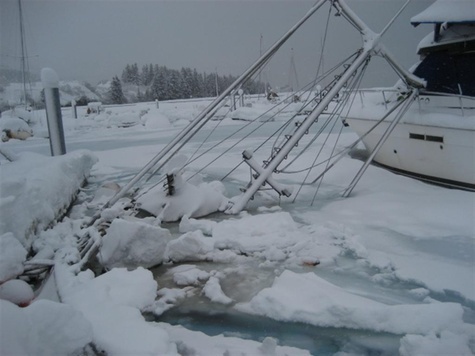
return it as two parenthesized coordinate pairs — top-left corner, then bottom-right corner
(277, 50), (361, 172)
(186, 72), (341, 183)
(269, 50), (361, 167)
(309, 57), (369, 205)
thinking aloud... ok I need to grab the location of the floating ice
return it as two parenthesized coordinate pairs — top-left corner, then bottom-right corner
(99, 218), (172, 269)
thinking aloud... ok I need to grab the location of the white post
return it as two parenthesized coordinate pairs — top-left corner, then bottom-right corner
(155, 98), (159, 109)
(41, 68), (66, 156)
(238, 89), (244, 107)
(71, 99), (77, 119)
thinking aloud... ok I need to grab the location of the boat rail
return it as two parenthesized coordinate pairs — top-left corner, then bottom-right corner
(349, 88), (474, 116)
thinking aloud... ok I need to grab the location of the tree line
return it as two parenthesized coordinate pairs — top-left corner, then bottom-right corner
(108, 63), (266, 104)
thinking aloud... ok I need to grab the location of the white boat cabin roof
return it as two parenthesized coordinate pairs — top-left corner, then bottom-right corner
(411, 0), (475, 26)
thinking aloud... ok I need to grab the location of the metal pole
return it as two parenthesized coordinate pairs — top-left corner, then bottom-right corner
(227, 48), (372, 214)
(41, 68), (66, 156)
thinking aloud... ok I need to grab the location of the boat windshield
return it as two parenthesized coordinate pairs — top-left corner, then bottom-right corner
(413, 51), (475, 97)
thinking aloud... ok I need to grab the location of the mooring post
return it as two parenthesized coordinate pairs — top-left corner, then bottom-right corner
(71, 99), (77, 119)
(41, 68), (66, 156)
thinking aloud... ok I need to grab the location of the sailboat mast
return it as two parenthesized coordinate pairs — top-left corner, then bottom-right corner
(18, 0), (28, 105)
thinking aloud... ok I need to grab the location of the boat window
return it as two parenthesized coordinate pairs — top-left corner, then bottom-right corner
(413, 51), (475, 97)
(409, 133), (425, 140)
(409, 133), (444, 143)
(425, 135), (443, 143)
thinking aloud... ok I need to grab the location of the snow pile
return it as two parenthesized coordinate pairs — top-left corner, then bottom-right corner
(57, 266), (178, 355)
(99, 218), (172, 269)
(142, 110), (174, 129)
(137, 169), (229, 222)
(0, 299), (93, 355)
(106, 110), (141, 128)
(0, 279), (34, 306)
(0, 116), (33, 141)
(0, 150), (97, 248)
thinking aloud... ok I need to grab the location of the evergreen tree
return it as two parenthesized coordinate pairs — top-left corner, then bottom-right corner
(180, 68), (192, 99)
(109, 76), (126, 104)
(141, 64), (151, 86)
(121, 64), (131, 83)
(131, 63), (140, 85)
(190, 69), (202, 98)
(116, 62), (264, 103)
(168, 69), (182, 100)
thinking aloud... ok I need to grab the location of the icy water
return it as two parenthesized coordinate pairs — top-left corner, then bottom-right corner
(146, 308), (401, 355)
(148, 258), (404, 355)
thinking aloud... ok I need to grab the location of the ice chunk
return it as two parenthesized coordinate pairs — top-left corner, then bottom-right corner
(100, 218), (172, 269)
(165, 230), (214, 262)
(238, 270), (466, 335)
(203, 276), (233, 305)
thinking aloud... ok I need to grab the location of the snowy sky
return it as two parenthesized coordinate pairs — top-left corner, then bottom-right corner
(1, 0), (433, 86)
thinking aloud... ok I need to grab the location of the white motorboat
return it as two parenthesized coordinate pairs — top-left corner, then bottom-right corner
(343, 0), (475, 190)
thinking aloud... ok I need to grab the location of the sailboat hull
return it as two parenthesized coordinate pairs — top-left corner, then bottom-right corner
(345, 93), (475, 190)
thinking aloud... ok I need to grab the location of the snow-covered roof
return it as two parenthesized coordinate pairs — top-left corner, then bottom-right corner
(411, 0), (475, 26)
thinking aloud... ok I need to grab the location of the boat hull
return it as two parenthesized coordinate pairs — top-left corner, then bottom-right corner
(345, 95), (475, 190)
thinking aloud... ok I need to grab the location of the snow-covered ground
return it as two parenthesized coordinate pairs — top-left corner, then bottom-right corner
(0, 96), (474, 355)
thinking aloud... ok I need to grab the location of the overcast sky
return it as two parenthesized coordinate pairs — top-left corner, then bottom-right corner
(1, 0), (434, 88)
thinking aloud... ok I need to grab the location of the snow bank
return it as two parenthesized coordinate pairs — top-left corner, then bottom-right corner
(238, 270), (468, 336)
(0, 150), (97, 248)
(0, 299), (93, 355)
(99, 218), (172, 269)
